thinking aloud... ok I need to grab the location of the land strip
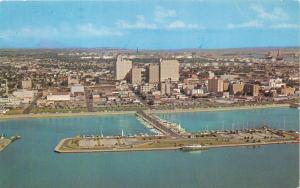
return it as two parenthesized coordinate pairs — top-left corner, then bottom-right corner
(0, 103), (290, 120)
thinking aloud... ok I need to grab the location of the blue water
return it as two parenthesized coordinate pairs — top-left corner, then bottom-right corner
(0, 109), (299, 188)
(158, 107), (299, 132)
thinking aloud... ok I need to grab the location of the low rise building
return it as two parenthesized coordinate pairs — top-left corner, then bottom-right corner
(47, 93), (71, 101)
(12, 89), (37, 103)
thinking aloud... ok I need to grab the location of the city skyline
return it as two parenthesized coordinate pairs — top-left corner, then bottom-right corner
(0, 0), (299, 49)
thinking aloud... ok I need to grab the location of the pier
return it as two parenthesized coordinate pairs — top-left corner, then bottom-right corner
(0, 135), (21, 152)
(54, 126), (299, 153)
(135, 111), (188, 138)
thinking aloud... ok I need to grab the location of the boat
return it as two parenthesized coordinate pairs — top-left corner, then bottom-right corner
(10, 136), (21, 142)
(181, 144), (205, 151)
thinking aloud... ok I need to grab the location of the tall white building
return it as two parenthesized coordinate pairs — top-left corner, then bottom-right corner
(159, 59), (179, 82)
(115, 55), (132, 80)
(131, 67), (142, 85)
(148, 64), (159, 83)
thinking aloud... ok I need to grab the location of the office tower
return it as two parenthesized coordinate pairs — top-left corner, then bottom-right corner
(244, 84), (260, 96)
(208, 78), (224, 93)
(131, 67), (142, 85)
(115, 55), (132, 80)
(160, 79), (171, 96)
(159, 59), (179, 82)
(148, 64), (159, 83)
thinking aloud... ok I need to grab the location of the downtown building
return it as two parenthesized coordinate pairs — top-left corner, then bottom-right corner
(130, 67), (142, 85)
(115, 55), (132, 80)
(147, 64), (159, 84)
(159, 59), (179, 82)
(244, 84), (260, 97)
(208, 77), (224, 93)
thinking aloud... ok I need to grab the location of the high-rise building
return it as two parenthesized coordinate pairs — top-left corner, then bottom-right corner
(159, 59), (179, 82)
(229, 82), (244, 95)
(131, 67), (142, 85)
(223, 81), (230, 92)
(22, 79), (32, 90)
(244, 84), (260, 96)
(115, 55), (132, 80)
(208, 78), (224, 93)
(147, 64), (159, 83)
(160, 79), (171, 96)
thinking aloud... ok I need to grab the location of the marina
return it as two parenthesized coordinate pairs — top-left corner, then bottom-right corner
(0, 108), (299, 188)
(135, 111), (189, 138)
(55, 111), (300, 153)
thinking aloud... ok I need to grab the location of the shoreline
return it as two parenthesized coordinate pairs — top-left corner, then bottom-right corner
(150, 103), (290, 114)
(0, 103), (291, 120)
(0, 111), (136, 121)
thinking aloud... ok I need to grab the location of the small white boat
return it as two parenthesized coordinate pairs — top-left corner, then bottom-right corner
(181, 144), (204, 151)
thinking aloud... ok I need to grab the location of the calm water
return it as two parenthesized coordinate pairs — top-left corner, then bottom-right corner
(158, 107), (299, 132)
(0, 108), (299, 188)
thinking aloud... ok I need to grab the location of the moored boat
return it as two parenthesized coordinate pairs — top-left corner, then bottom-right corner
(181, 144), (205, 151)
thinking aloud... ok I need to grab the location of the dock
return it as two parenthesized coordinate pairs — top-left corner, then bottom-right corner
(54, 126), (300, 153)
(135, 111), (188, 138)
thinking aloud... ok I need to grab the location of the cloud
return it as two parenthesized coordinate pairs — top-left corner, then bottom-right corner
(116, 7), (204, 31)
(2, 26), (61, 38)
(166, 20), (205, 30)
(250, 4), (288, 21)
(271, 23), (299, 29)
(227, 20), (264, 29)
(250, 4), (289, 21)
(228, 4), (297, 30)
(154, 6), (176, 21)
(0, 24), (123, 39)
(77, 23), (123, 36)
(116, 15), (157, 29)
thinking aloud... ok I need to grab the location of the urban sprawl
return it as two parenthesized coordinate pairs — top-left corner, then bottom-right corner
(0, 48), (299, 115)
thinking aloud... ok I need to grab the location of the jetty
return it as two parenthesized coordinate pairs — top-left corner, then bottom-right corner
(135, 111), (189, 138)
(55, 126), (299, 153)
(0, 135), (21, 152)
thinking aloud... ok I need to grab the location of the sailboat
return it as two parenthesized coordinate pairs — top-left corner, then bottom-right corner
(222, 121), (225, 131)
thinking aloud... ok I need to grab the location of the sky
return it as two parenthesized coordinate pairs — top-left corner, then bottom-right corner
(0, 0), (299, 49)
